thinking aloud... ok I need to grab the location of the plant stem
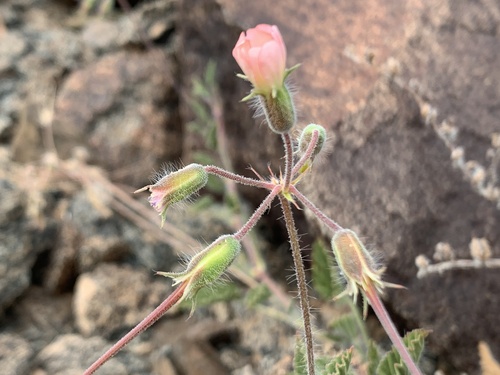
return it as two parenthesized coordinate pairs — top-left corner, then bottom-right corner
(234, 186), (281, 241)
(279, 194), (315, 375)
(205, 165), (274, 190)
(83, 282), (187, 375)
(365, 285), (423, 375)
(292, 130), (319, 176)
(282, 133), (294, 191)
(289, 186), (342, 232)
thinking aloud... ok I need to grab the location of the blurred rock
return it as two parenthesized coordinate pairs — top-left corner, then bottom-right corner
(6, 287), (73, 353)
(0, 333), (33, 375)
(54, 49), (182, 186)
(0, 179), (33, 312)
(35, 333), (150, 375)
(73, 263), (170, 338)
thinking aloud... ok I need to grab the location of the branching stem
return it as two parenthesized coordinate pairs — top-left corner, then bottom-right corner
(279, 194), (315, 375)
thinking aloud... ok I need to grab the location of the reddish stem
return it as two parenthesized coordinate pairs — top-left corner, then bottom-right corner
(205, 165), (274, 190)
(365, 284), (423, 375)
(282, 133), (294, 191)
(83, 282), (187, 375)
(234, 186), (281, 241)
(291, 129), (319, 176)
(289, 186), (342, 232)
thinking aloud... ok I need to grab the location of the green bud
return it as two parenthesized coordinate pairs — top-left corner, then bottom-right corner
(157, 234), (241, 298)
(260, 86), (296, 134)
(135, 164), (208, 227)
(298, 124), (326, 161)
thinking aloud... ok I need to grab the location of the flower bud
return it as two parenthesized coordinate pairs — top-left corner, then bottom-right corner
(260, 87), (296, 134)
(135, 164), (208, 227)
(232, 24), (297, 134)
(298, 124), (326, 161)
(232, 24), (287, 95)
(157, 235), (241, 315)
(331, 229), (401, 318)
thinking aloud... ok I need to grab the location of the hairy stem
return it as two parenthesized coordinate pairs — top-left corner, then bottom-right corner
(290, 186), (342, 232)
(279, 194), (315, 375)
(83, 282), (187, 375)
(365, 285), (423, 375)
(282, 133), (294, 191)
(234, 186), (281, 241)
(205, 165), (274, 190)
(292, 129), (319, 176)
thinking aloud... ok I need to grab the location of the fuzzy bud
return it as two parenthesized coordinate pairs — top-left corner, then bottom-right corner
(135, 164), (208, 227)
(298, 124), (327, 161)
(331, 229), (379, 288)
(260, 87), (296, 134)
(331, 229), (402, 318)
(156, 235), (241, 313)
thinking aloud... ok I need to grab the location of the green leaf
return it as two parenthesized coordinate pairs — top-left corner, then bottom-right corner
(312, 239), (334, 300)
(244, 284), (271, 308)
(322, 348), (352, 375)
(367, 340), (381, 375)
(376, 329), (429, 375)
(293, 335), (308, 375)
(328, 312), (359, 345)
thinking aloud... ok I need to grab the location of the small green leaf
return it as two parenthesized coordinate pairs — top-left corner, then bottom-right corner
(322, 348), (352, 375)
(367, 340), (381, 375)
(293, 335), (308, 375)
(245, 284), (271, 308)
(328, 313), (359, 345)
(376, 329), (429, 375)
(312, 239), (334, 300)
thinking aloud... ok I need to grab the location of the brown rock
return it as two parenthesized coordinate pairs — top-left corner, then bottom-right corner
(54, 49), (182, 186)
(73, 263), (171, 338)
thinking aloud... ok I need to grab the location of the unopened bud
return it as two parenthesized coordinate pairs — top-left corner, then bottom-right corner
(260, 86), (296, 134)
(298, 124), (326, 161)
(157, 235), (241, 309)
(331, 229), (402, 318)
(135, 164), (208, 227)
(331, 229), (378, 288)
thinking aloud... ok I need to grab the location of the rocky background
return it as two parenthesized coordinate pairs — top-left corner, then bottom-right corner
(1, 0), (499, 374)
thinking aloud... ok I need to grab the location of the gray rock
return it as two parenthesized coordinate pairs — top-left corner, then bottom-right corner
(35, 333), (150, 375)
(0, 333), (33, 375)
(73, 263), (172, 338)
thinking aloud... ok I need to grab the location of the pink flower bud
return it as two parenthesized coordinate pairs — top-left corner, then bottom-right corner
(135, 164), (208, 227)
(232, 24), (287, 93)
